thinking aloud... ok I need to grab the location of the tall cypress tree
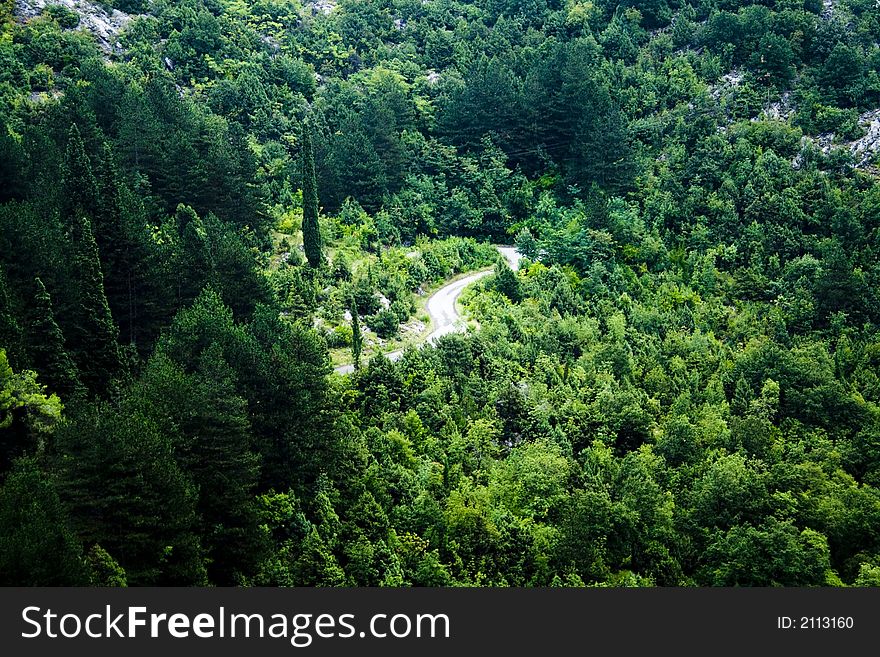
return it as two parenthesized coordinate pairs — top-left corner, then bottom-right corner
(301, 122), (323, 268)
(68, 215), (121, 395)
(350, 294), (362, 371)
(28, 278), (83, 400)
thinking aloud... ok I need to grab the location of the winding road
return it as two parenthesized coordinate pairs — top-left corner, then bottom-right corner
(334, 246), (520, 374)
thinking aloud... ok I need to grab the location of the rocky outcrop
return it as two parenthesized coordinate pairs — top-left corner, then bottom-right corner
(793, 108), (880, 172)
(14, 0), (134, 53)
(848, 109), (880, 168)
(308, 0), (336, 16)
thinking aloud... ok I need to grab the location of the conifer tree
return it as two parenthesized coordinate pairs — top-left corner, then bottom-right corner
(0, 266), (24, 369)
(514, 227), (539, 260)
(175, 204), (211, 306)
(301, 123), (323, 268)
(93, 142), (145, 344)
(61, 124), (99, 220)
(58, 125), (122, 392)
(494, 261), (522, 302)
(129, 348), (264, 585)
(28, 279), (83, 400)
(68, 215), (121, 394)
(55, 403), (206, 585)
(0, 458), (88, 586)
(93, 142), (124, 263)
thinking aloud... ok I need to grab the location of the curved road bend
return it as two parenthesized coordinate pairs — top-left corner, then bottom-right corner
(333, 246), (520, 374)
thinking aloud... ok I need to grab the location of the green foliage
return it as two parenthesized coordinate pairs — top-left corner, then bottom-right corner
(127, 350), (265, 584)
(0, 347), (63, 487)
(66, 214), (122, 394)
(45, 5), (80, 30)
(493, 261), (522, 303)
(0, 458), (87, 585)
(54, 403), (207, 585)
(1, 0), (880, 589)
(87, 544), (127, 587)
(350, 296), (362, 371)
(0, 265), (23, 368)
(301, 123), (323, 268)
(26, 279), (83, 400)
(699, 520), (834, 586)
(366, 308), (399, 339)
(514, 227), (539, 260)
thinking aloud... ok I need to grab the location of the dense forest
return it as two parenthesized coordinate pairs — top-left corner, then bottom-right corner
(2, 0), (880, 587)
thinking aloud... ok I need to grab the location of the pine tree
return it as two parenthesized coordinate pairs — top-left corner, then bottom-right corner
(59, 125), (122, 393)
(68, 215), (122, 394)
(301, 122), (323, 268)
(61, 124), (99, 220)
(28, 278), (83, 400)
(0, 458), (88, 586)
(326, 111), (388, 210)
(92, 143), (124, 263)
(54, 403), (207, 585)
(0, 265), (24, 369)
(494, 261), (522, 302)
(93, 142), (148, 346)
(514, 227), (538, 260)
(175, 204), (211, 306)
(86, 544), (127, 586)
(203, 212), (271, 319)
(129, 348), (264, 585)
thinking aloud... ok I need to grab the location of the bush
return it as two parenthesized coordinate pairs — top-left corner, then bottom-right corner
(390, 298), (412, 324)
(45, 5), (80, 29)
(367, 309), (399, 338)
(814, 106), (861, 141)
(332, 252), (352, 281)
(352, 279), (381, 315)
(327, 324), (352, 348)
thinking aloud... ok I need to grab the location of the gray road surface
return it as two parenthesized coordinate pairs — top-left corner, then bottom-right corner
(333, 246), (520, 375)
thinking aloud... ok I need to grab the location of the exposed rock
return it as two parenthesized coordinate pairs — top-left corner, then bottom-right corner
(400, 319), (426, 336)
(794, 108), (880, 171)
(710, 69), (743, 102)
(821, 0), (834, 21)
(308, 0), (336, 16)
(28, 89), (62, 103)
(757, 91), (795, 122)
(14, 0), (135, 54)
(849, 108), (880, 168)
(261, 34), (280, 53)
